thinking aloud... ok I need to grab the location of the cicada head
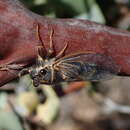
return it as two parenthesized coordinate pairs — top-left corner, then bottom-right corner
(29, 58), (55, 87)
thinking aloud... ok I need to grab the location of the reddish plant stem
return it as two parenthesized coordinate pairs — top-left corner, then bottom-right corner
(0, 0), (130, 87)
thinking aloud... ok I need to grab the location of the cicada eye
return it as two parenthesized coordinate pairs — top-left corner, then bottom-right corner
(38, 68), (52, 83)
(40, 69), (47, 75)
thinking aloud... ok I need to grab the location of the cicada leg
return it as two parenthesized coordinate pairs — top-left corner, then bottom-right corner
(0, 64), (10, 71)
(36, 24), (46, 50)
(0, 64), (24, 70)
(47, 28), (68, 59)
(47, 29), (55, 57)
(0, 64), (20, 76)
(36, 24), (47, 59)
(55, 42), (68, 59)
(37, 24), (55, 58)
(50, 66), (55, 83)
(36, 45), (45, 66)
(18, 68), (30, 78)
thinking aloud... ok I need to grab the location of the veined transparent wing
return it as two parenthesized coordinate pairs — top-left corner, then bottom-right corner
(54, 52), (120, 82)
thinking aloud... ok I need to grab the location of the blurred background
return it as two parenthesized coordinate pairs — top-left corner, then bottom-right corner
(1, 0), (130, 130)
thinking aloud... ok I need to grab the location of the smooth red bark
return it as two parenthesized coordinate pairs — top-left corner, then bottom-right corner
(0, 0), (130, 86)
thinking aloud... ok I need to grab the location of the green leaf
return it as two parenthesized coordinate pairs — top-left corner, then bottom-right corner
(0, 93), (23, 130)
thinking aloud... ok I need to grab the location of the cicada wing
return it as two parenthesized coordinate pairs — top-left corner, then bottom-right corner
(55, 62), (81, 82)
(80, 63), (115, 81)
(55, 53), (120, 82)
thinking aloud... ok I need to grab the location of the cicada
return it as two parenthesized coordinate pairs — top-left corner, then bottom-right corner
(19, 24), (120, 87)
